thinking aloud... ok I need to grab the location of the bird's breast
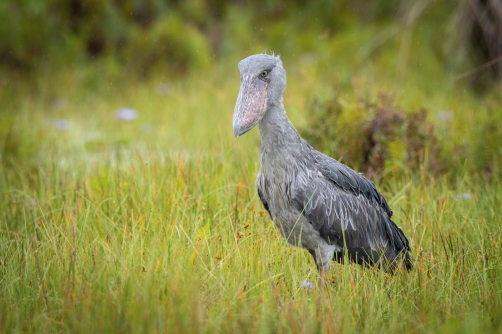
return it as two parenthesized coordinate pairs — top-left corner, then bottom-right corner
(257, 162), (328, 249)
(257, 153), (318, 217)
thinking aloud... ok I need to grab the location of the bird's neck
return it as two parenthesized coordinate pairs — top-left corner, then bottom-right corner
(258, 101), (302, 150)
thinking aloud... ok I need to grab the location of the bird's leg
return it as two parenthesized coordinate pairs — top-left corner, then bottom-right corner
(308, 248), (331, 288)
(307, 249), (317, 267)
(307, 249), (323, 287)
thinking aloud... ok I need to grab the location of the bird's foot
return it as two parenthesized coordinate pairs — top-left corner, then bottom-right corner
(299, 281), (315, 290)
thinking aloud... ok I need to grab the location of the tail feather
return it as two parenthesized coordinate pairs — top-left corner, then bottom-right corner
(386, 218), (413, 271)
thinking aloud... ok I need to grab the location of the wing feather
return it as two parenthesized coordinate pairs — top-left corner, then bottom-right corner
(317, 154), (394, 217)
(291, 156), (411, 269)
(257, 187), (272, 219)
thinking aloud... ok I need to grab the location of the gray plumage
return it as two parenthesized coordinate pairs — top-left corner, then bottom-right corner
(233, 54), (412, 277)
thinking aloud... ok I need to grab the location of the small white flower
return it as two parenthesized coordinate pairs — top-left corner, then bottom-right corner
(456, 192), (473, 200)
(116, 108), (138, 121)
(54, 119), (70, 130)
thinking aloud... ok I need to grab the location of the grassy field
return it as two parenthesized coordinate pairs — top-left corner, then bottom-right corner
(1, 26), (502, 333)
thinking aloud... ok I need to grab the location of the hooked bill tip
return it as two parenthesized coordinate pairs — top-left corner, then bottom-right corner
(233, 125), (246, 138)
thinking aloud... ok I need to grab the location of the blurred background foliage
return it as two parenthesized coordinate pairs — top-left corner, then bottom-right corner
(0, 0), (501, 179)
(1, 0), (500, 78)
(3, 3), (502, 332)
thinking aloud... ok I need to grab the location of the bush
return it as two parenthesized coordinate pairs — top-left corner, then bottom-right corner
(122, 15), (211, 75)
(301, 94), (446, 180)
(0, 0), (214, 75)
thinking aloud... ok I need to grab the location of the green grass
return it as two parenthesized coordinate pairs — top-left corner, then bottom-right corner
(1, 26), (502, 333)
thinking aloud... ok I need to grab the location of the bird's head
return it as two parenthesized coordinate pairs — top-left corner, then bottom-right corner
(233, 54), (287, 137)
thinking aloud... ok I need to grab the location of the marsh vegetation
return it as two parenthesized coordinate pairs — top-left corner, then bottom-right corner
(1, 1), (502, 333)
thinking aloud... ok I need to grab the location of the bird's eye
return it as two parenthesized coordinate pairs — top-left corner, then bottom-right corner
(260, 70), (269, 78)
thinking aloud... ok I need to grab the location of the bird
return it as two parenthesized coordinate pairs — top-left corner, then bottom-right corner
(232, 54), (412, 281)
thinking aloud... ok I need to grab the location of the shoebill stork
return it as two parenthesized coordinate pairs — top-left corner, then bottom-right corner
(232, 54), (412, 280)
